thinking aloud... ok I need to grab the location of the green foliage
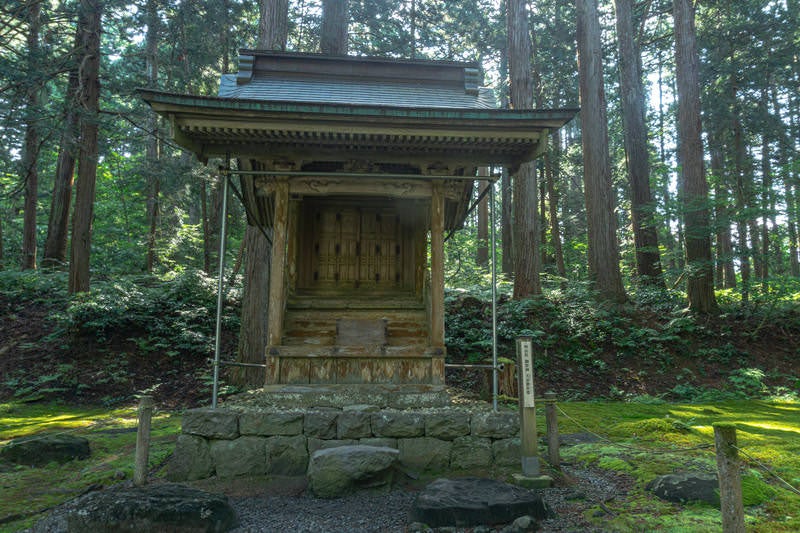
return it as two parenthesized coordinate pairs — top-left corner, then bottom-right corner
(63, 269), (240, 353)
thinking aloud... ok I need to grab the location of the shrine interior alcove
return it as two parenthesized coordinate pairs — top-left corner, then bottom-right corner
(141, 50), (576, 390)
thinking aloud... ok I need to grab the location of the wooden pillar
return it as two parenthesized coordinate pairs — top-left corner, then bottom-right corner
(430, 183), (445, 348)
(266, 179), (289, 384)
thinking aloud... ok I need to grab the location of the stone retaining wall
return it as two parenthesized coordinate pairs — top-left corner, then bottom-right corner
(168, 406), (522, 481)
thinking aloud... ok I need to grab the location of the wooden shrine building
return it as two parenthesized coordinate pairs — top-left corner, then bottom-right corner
(141, 51), (575, 389)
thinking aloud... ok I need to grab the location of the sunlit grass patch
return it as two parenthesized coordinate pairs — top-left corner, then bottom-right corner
(0, 402), (181, 532)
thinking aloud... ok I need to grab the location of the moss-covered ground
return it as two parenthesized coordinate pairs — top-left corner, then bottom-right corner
(1, 399), (798, 532)
(0, 402), (180, 532)
(549, 399), (800, 532)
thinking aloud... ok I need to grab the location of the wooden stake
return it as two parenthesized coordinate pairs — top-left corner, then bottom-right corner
(134, 396), (154, 487)
(714, 423), (745, 533)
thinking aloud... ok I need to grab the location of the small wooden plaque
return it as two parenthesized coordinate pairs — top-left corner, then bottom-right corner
(336, 318), (387, 346)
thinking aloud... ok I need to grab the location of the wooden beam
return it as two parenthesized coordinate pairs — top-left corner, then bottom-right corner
(430, 183), (445, 348)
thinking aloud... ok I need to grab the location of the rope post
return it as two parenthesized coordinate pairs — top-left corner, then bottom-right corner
(713, 423), (745, 533)
(516, 336), (538, 476)
(133, 395), (154, 487)
(544, 391), (560, 468)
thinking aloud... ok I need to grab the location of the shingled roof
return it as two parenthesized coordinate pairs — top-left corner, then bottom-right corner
(219, 51), (497, 109)
(141, 51), (577, 172)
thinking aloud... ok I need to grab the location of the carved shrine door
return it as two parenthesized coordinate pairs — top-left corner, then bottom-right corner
(298, 199), (414, 292)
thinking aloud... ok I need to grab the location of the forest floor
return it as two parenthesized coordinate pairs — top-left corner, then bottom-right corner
(0, 286), (799, 408)
(1, 280), (799, 532)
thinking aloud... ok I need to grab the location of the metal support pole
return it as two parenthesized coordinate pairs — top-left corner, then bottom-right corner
(211, 170), (230, 409)
(490, 179), (499, 412)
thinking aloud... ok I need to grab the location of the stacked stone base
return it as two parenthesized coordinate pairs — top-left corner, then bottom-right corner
(168, 405), (522, 482)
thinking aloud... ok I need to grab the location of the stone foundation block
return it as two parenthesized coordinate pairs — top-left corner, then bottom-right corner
(304, 409), (339, 439)
(471, 411), (519, 439)
(371, 411), (425, 438)
(450, 436), (492, 470)
(182, 408), (239, 440)
(210, 436), (266, 478)
(239, 410), (303, 436)
(167, 434), (213, 481)
(337, 411), (372, 439)
(398, 437), (451, 472)
(492, 438), (521, 467)
(425, 411), (471, 440)
(265, 435), (308, 475)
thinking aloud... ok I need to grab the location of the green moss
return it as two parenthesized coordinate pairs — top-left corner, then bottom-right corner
(613, 417), (689, 436)
(598, 456), (634, 472)
(741, 472), (778, 506)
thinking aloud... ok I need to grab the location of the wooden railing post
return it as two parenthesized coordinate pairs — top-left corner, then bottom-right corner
(545, 391), (560, 468)
(714, 423), (745, 533)
(134, 395), (154, 487)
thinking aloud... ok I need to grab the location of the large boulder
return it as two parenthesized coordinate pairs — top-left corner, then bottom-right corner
(32, 483), (238, 532)
(307, 445), (399, 498)
(410, 477), (551, 528)
(0, 434), (90, 466)
(646, 473), (720, 505)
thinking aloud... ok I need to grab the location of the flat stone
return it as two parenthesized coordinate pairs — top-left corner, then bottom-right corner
(492, 438), (521, 468)
(425, 411), (471, 440)
(210, 437), (267, 478)
(410, 477), (551, 527)
(304, 409), (339, 439)
(337, 411), (372, 439)
(265, 435), (308, 476)
(183, 408), (239, 440)
(450, 436), (492, 470)
(0, 434), (90, 467)
(167, 434), (213, 481)
(371, 411), (425, 438)
(471, 411), (519, 439)
(307, 445), (399, 498)
(239, 410), (303, 436)
(646, 473), (720, 505)
(398, 437), (451, 472)
(32, 483), (238, 533)
(559, 432), (602, 446)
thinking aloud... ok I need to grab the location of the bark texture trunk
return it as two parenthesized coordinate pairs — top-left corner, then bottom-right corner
(614, 0), (663, 286)
(673, 0), (717, 312)
(43, 34), (80, 269)
(321, 0), (348, 55)
(68, 0), (102, 294)
(22, 0), (42, 270)
(508, 0), (541, 298)
(576, 0), (626, 302)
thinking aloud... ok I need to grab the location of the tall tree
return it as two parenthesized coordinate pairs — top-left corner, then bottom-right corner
(507, 0), (541, 298)
(575, 0), (626, 302)
(236, 0), (289, 387)
(145, 0), (161, 273)
(43, 26), (81, 269)
(672, 0), (717, 313)
(613, 0), (663, 286)
(68, 0), (102, 293)
(21, 0), (42, 270)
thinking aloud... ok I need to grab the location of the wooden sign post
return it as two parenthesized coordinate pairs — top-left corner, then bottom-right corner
(516, 336), (539, 476)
